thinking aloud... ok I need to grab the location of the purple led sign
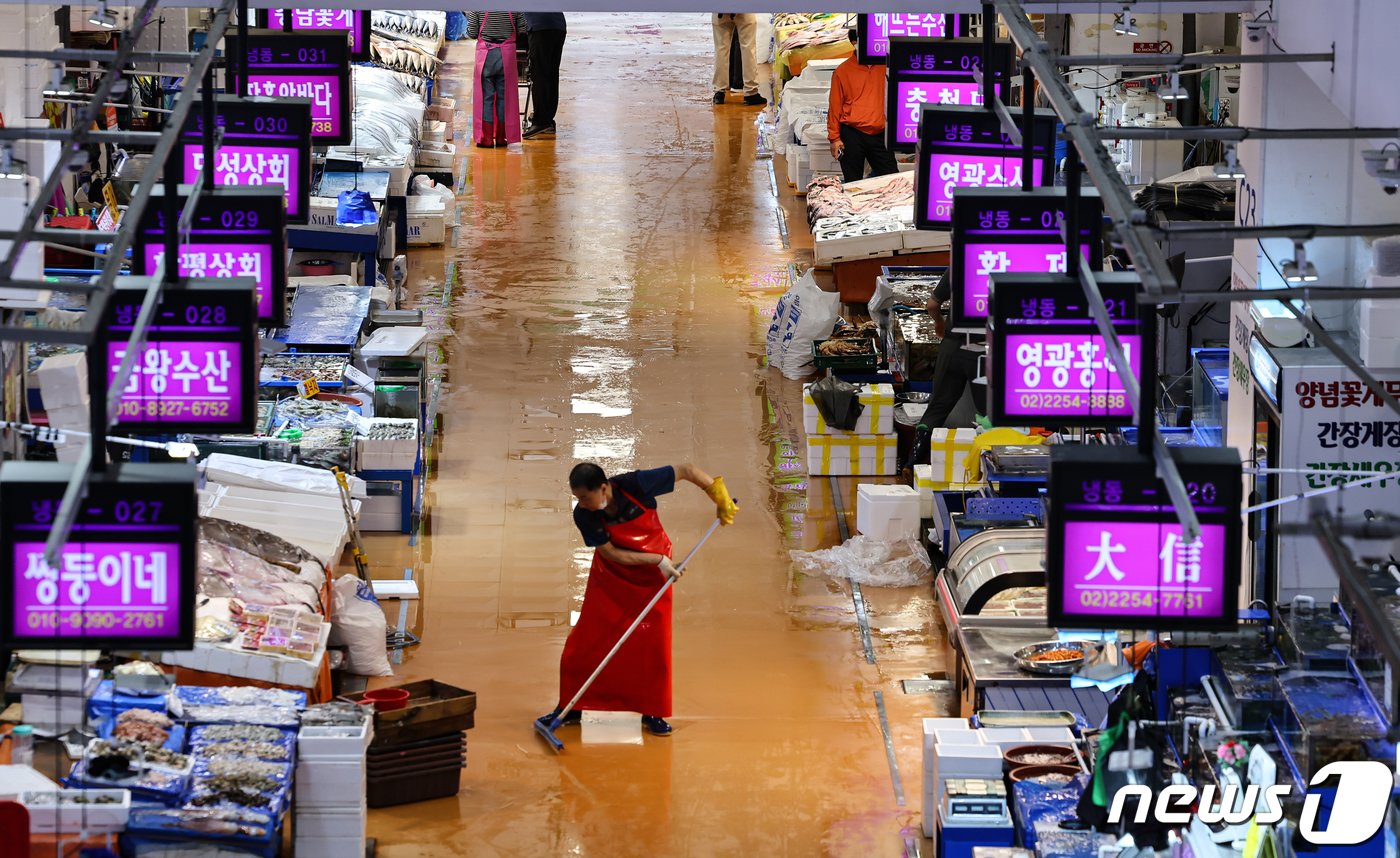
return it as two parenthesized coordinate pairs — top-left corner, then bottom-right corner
(960, 243), (1090, 318)
(244, 33), (352, 145)
(246, 75), (343, 138)
(1059, 522), (1228, 620)
(143, 245), (274, 319)
(893, 81), (991, 145)
(927, 155), (1045, 223)
(859, 13), (961, 62)
(13, 542), (182, 639)
(265, 8), (369, 57)
(887, 39), (1011, 152)
(178, 97), (313, 224)
(1002, 333), (1140, 419)
(184, 146), (303, 219)
(913, 106), (1057, 231)
(108, 341), (243, 425)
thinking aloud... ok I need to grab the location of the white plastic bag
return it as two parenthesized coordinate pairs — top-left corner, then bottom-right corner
(327, 576), (393, 676)
(765, 268), (840, 379)
(410, 174), (458, 227)
(789, 535), (932, 587)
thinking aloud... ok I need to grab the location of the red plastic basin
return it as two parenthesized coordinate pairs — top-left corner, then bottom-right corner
(364, 688), (411, 712)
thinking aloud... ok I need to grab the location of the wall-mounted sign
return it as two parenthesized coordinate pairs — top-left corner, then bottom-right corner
(887, 38), (1012, 151)
(987, 272), (1140, 424)
(1046, 446), (1243, 631)
(255, 8), (371, 60)
(179, 96), (313, 224)
(949, 186), (1104, 328)
(914, 105), (1057, 230)
(131, 186), (287, 326)
(857, 13), (964, 64)
(0, 462), (198, 650)
(244, 31), (352, 146)
(97, 279), (259, 434)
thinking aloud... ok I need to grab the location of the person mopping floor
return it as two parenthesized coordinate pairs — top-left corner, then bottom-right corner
(537, 463), (738, 738)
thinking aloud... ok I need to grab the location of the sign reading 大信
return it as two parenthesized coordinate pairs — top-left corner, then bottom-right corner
(0, 462), (197, 651)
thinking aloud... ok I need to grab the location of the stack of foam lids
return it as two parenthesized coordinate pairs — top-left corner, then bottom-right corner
(9, 660), (101, 734)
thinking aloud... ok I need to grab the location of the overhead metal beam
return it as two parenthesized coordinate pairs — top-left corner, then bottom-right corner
(0, 48), (197, 63)
(1165, 285), (1400, 305)
(1100, 126), (1400, 141)
(0, 279), (99, 295)
(1151, 222), (1400, 240)
(1056, 51), (1335, 67)
(0, 228), (128, 246)
(0, 128), (163, 145)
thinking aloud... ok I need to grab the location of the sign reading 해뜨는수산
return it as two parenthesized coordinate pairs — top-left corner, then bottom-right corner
(243, 31), (352, 145)
(1045, 445), (1243, 631)
(857, 13), (963, 63)
(914, 105), (1058, 231)
(179, 96), (313, 223)
(0, 462), (198, 650)
(886, 38), (1012, 151)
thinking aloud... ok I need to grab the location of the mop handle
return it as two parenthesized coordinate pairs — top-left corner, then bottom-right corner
(558, 517), (724, 721)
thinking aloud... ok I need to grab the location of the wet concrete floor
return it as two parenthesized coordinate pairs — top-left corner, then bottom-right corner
(359, 14), (951, 856)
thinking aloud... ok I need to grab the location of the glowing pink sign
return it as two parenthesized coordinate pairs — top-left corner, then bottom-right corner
(961, 243), (1090, 318)
(108, 341), (243, 425)
(862, 13), (959, 60)
(143, 245), (274, 318)
(926, 155), (1044, 223)
(13, 542), (181, 639)
(1003, 333), (1140, 419)
(267, 9), (366, 55)
(894, 81), (986, 145)
(246, 74), (342, 138)
(184, 146), (303, 220)
(1059, 521), (1227, 620)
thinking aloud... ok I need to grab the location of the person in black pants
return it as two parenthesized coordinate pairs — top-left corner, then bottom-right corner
(828, 29), (898, 183)
(524, 13), (566, 139)
(922, 272), (987, 429)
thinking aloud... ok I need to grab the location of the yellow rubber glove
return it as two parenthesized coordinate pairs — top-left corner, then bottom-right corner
(705, 476), (739, 526)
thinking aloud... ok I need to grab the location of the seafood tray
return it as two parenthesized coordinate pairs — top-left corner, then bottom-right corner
(258, 354), (347, 388)
(20, 789), (130, 834)
(1272, 672), (1394, 783)
(177, 686), (306, 710)
(1013, 641), (1092, 676)
(124, 807), (279, 852)
(812, 338), (879, 371)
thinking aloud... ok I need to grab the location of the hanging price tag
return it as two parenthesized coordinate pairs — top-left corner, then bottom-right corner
(296, 378), (321, 399)
(342, 364), (375, 392)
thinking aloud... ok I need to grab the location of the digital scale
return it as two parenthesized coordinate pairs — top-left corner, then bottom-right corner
(938, 779), (1014, 858)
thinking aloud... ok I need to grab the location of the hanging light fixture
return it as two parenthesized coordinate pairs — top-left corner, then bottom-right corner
(1282, 240), (1319, 283)
(1214, 142), (1246, 180)
(1158, 71), (1189, 101)
(1114, 5), (1139, 36)
(89, 1), (117, 29)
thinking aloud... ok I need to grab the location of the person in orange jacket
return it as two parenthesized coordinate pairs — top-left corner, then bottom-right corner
(828, 28), (898, 183)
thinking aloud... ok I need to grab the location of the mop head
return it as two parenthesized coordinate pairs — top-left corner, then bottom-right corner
(533, 715), (565, 752)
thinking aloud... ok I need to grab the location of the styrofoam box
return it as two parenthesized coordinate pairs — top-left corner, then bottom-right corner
(361, 325), (429, 360)
(295, 803), (367, 838)
(307, 195), (380, 230)
(856, 484), (920, 541)
(1024, 727), (1077, 744)
(296, 836), (367, 858)
(358, 509), (405, 532)
(295, 759), (367, 807)
(21, 691), (92, 731)
(808, 145), (840, 173)
(356, 418), (419, 471)
(21, 789), (129, 833)
(407, 195), (447, 246)
(901, 228), (952, 253)
(44, 404), (90, 430)
(802, 382), (895, 435)
(1361, 331), (1400, 367)
(421, 119), (447, 143)
(417, 142), (456, 169)
(298, 722), (373, 757)
(35, 352), (88, 408)
(807, 435), (898, 477)
(814, 229), (905, 266)
(913, 465), (935, 519)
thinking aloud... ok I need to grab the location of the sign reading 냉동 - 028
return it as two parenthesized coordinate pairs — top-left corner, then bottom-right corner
(0, 462), (197, 651)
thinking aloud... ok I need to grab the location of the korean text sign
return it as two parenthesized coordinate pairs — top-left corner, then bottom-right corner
(244, 31), (352, 145)
(1046, 446), (1243, 631)
(0, 462), (198, 650)
(886, 39), (1012, 151)
(179, 96), (312, 223)
(99, 279), (259, 434)
(987, 272), (1140, 425)
(131, 185), (288, 325)
(949, 186), (1104, 328)
(914, 105), (1057, 230)
(257, 9), (371, 59)
(858, 13), (962, 63)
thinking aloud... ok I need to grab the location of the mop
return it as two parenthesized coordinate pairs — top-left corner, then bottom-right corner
(534, 517), (724, 752)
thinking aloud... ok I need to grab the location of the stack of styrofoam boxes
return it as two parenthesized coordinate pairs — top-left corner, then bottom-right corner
(856, 484), (921, 541)
(803, 382), (899, 476)
(295, 716), (373, 858)
(34, 352), (89, 462)
(356, 418), (420, 471)
(1361, 238), (1400, 368)
(417, 139), (456, 170)
(9, 659), (100, 734)
(406, 194), (447, 246)
(926, 428), (980, 490)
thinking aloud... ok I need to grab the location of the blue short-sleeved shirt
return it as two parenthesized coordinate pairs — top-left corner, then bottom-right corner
(573, 466), (676, 547)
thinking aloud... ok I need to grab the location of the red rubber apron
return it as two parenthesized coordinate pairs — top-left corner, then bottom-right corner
(558, 487), (674, 717)
(471, 12), (521, 146)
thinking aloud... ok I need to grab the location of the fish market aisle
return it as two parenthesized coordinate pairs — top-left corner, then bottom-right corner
(362, 14), (949, 856)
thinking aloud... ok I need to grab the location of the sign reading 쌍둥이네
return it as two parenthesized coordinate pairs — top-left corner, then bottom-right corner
(243, 31), (353, 145)
(256, 8), (371, 59)
(857, 13), (962, 64)
(987, 272), (1140, 425)
(179, 96), (313, 223)
(914, 105), (1058, 231)
(131, 185), (288, 326)
(0, 462), (198, 651)
(886, 38), (1012, 152)
(1045, 446), (1243, 631)
(949, 186), (1105, 328)
(98, 279), (260, 435)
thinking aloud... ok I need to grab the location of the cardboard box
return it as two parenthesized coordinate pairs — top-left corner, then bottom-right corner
(45, 404), (91, 429)
(855, 484), (920, 540)
(34, 352), (88, 408)
(803, 382), (895, 435)
(806, 434), (898, 476)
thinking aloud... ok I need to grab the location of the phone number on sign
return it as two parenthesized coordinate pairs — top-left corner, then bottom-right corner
(1079, 590), (1203, 610)
(118, 401), (231, 419)
(1017, 393), (1126, 411)
(27, 611), (166, 631)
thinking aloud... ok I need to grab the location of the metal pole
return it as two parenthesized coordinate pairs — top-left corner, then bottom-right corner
(202, 65), (217, 191)
(1054, 51), (1335, 68)
(161, 159), (180, 285)
(981, 2), (995, 111)
(1153, 221), (1400, 240)
(1099, 126), (1400, 141)
(1021, 63), (1034, 192)
(1064, 142), (1081, 278)
(1137, 301), (1156, 456)
(238, 0), (250, 98)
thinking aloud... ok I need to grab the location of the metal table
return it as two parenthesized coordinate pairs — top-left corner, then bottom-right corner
(955, 625), (1110, 725)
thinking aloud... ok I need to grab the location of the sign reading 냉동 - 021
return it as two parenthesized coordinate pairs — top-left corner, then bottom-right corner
(0, 462), (197, 650)
(1046, 445), (1242, 631)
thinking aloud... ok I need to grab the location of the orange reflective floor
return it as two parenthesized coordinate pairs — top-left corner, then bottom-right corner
(360, 14), (952, 856)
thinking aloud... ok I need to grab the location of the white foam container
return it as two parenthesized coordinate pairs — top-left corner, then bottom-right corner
(855, 484), (921, 541)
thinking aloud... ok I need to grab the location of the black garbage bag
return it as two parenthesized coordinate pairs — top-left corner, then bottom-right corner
(809, 375), (864, 431)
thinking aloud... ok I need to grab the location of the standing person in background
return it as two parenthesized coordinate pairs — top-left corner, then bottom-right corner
(828, 28), (897, 183)
(524, 13), (566, 139)
(712, 14), (766, 106)
(468, 11), (526, 148)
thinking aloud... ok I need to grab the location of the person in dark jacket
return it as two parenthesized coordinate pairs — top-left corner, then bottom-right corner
(524, 13), (566, 139)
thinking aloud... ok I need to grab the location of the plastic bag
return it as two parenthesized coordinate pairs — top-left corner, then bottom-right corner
(444, 11), (467, 40)
(411, 175), (458, 227)
(789, 535), (932, 587)
(765, 268), (839, 379)
(336, 189), (377, 226)
(808, 374), (864, 431)
(327, 576), (393, 676)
